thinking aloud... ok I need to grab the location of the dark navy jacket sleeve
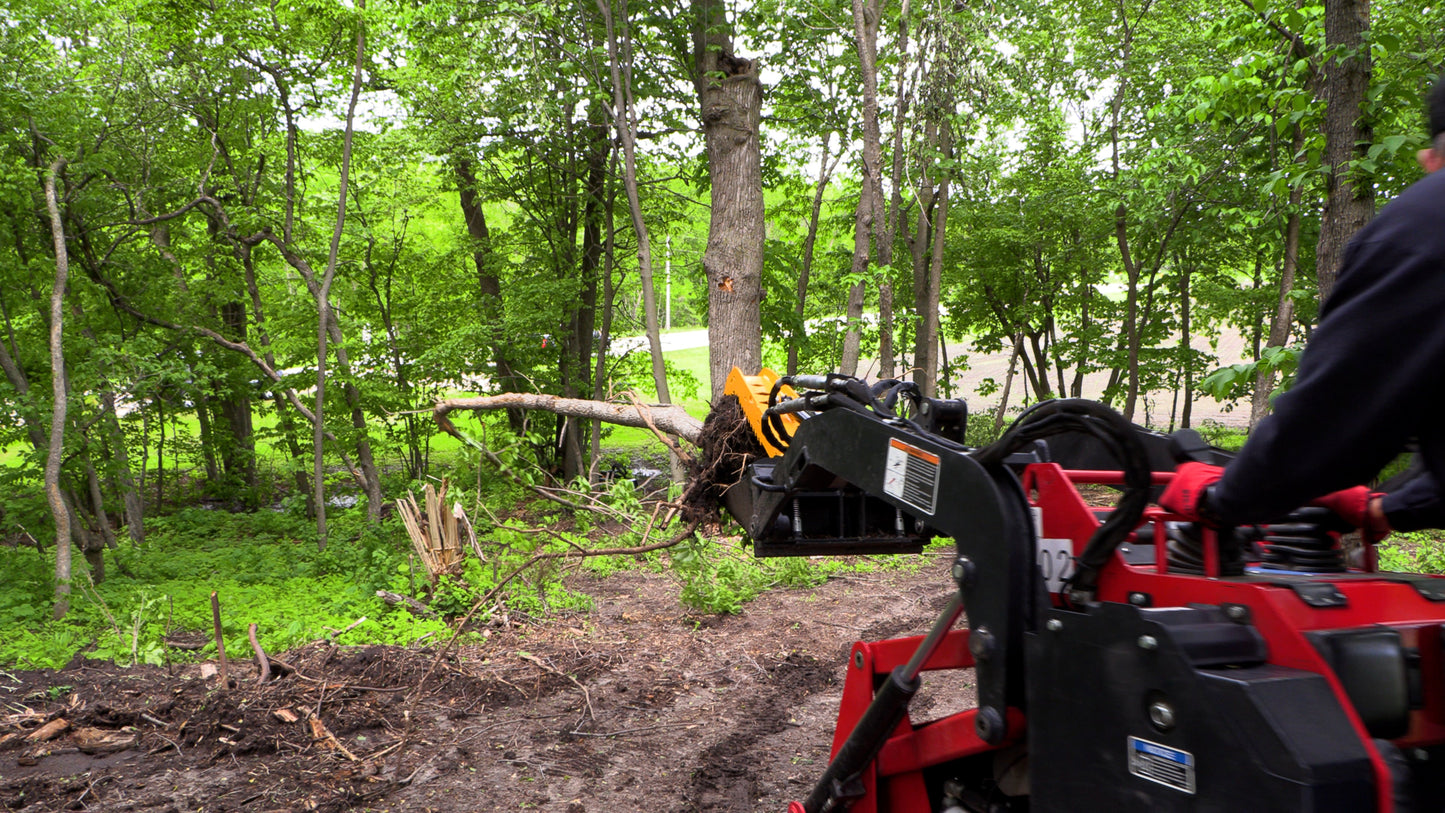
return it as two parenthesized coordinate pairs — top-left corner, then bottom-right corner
(1209, 170), (1445, 527)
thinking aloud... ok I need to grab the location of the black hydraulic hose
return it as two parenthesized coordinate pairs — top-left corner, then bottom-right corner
(973, 399), (1151, 601)
(766, 377), (799, 451)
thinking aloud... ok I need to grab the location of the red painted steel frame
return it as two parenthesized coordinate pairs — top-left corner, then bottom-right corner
(1025, 461), (1445, 813)
(787, 461), (1445, 812)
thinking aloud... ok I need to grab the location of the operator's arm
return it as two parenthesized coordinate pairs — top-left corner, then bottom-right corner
(1380, 473), (1445, 532)
(1209, 178), (1445, 526)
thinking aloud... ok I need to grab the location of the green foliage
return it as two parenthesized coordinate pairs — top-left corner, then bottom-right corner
(0, 508), (449, 669)
(1199, 345), (1303, 404)
(1378, 532), (1445, 575)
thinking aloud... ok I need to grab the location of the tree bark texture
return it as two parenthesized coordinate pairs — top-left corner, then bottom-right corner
(695, 0), (764, 399)
(876, 0), (912, 381)
(43, 157), (73, 618)
(1315, 0), (1373, 304)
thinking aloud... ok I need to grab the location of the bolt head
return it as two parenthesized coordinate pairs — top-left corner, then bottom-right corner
(853, 650), (864, 669)
(1138, 634), (1159, 651)
(1128, 592), (1148, 606)
(1149, 700), (1177, 730)
(1224, 604), (1249, 622)
(952, 557), (976, 587)
(1046, 618), (1063, 632)
(969, 626), (995, 660)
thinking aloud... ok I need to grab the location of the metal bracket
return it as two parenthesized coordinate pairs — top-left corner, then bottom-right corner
(1285, 582), (1348, 608)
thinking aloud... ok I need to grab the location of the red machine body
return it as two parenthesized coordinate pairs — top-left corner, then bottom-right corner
(804, 462), (1445, 812)
(725, 371), (1445, 812)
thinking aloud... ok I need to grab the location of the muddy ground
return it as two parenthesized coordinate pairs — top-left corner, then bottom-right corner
(1, 553), (972, 812)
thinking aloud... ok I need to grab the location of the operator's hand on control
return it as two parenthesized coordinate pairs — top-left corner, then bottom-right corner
(1312, 486), (1391, 541)
(1158, 462), (1224, 524)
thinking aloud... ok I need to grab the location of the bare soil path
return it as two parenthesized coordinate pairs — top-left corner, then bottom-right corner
(1, 553), (962, 812)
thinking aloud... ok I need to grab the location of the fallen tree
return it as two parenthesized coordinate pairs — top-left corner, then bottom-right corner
(432, 393), (705, 446)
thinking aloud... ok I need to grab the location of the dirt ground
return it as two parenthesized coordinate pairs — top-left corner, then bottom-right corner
(1, 554), (967, 812)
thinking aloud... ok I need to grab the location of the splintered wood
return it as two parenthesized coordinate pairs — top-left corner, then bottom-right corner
(395, 479), (479, 581)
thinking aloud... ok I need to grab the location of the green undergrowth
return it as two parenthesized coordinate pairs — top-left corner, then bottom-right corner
(1378, 531), (1445, 575)
(0, 466), (943, 668)
(0, 509), (457, 670)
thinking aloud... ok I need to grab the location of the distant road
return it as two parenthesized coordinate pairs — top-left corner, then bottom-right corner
(610, 329), (710, 355)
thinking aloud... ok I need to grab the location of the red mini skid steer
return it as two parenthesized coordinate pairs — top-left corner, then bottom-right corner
(721, 368), (1445, 813)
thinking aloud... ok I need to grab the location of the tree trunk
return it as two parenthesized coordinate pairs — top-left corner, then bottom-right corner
(994, 332), (1024, 435)
(435, 394), (704, 446)
(789, 135), (838, 377)
(566, 98), (610, 483)
(1250, 136), (1305, 428)
(1178, 255), (1195, 430)
(590, 162), (620, 480)
(603, 0), (668, 409)
(314, 3), (368, 549)
(841, 0), (886, 378)
(215, 300), (256, 496)
(43, 157), (73, 619)
(876, 0), (913, 381)
(910, 117), (938, 379)
(694, 0), (765, 399)
(1315, 0), (1373, 304)
(918, 122), (952, 398)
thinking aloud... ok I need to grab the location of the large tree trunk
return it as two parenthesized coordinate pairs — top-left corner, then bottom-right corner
(694, 0), (764, 399)
(1315, 0), (1373, 303)
(454, 155), (524, 434)
(43, 157), (73, 619)
(215, 300), (256, 498)
(565, 99), (610, 483)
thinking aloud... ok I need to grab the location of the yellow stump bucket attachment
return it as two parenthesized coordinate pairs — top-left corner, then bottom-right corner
(723, 367), (800, 458)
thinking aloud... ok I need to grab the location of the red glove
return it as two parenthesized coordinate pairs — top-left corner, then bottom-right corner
(1312, 487), (1388, 537)
(1159, 462), (1225, 522)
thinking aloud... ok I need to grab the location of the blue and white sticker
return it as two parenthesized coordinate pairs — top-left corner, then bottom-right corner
(1128, 736), (1195, 794)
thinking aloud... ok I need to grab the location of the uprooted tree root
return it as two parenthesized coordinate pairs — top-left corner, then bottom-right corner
(680, 395), (766, 524)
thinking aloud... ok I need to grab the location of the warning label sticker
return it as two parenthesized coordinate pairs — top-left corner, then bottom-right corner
(1128, 736), (1195, 794)
(883, 438), (940, 516)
